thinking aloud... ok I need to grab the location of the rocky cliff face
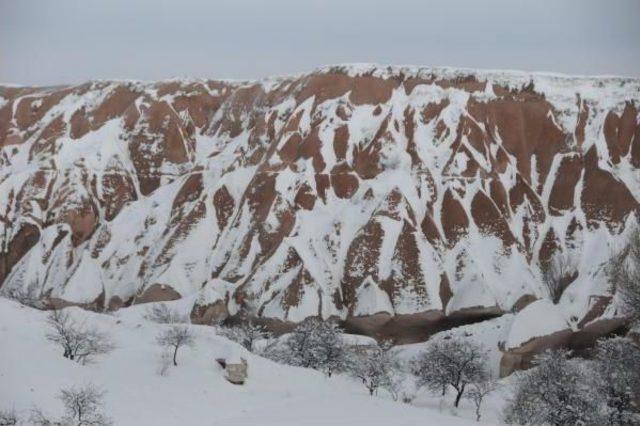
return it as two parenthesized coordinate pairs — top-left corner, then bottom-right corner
(1, 65), (639, 356)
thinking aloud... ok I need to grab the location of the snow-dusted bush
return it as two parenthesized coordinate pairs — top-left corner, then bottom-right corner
(413, 337), (488, 407)
(156, 325), (195, 366)
(45, 310), (115, 365)
(31, 384), (112, 426)
(218, 322), (271, 352)
(349, 342), (393, 396)
(0, 409), (18, 426)
(594, 337), (640, 424)
(144, 303), (187, 324)
(268, 318), (349, 377)
(503, 349), (605, 425)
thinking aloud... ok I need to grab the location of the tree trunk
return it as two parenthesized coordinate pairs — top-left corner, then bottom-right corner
(454, 384), (465, 408)
(173, 345), (178, 366)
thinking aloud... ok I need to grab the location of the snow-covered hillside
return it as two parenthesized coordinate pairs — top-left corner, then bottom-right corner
(1, 64), (639, 369)
(0, 297), (503, 425)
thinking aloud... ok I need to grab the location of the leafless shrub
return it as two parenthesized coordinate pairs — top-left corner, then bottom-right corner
(465, 379), (497, 421)
(27, 408), (52, 426)
(144, 303), (187, 324)
(218, 321), (270, 352)
(2, 285), (43, 309)
(540, 253), (572, 304)
(386, 358), (418, 404)
(155, 351), (173, 377)
(156, 325), (195, 366)
(0, 409), (18, 426)
(348, 342), (394, 396)
(609, 229), (640, 323)
(45, 310), (115, 365)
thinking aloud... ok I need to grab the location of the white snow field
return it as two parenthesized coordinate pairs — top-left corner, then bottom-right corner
(0, 298), (508, 425)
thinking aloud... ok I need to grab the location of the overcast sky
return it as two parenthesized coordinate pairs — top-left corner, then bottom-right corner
(1, 0), (639, 85)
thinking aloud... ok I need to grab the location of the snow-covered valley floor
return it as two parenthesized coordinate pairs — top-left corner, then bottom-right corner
(0, 298), (508, 425)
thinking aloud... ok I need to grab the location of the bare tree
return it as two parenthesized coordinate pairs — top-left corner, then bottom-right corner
(218, 321), (271, 352)
(30, 385), (112, 426)
(386, 358), (419, 404)
(349, 342), (393, 396)
(609, 228), (640, 323)
(540, 253), (572, 304)
(144, 303), (187, 324)
(59, 385), (112, 426)
(465, 379), (496, 422)
(156, 325), (195, 366)
(413, 337), (489, 407)
(46, 310), (115, 365)
(0, 409), (18, 426)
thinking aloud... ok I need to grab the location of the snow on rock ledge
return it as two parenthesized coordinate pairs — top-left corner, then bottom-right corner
(505, 299), (570, 350)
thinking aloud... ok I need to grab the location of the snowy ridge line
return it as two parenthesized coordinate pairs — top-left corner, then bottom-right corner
(3, 63), (640, 93)
(318, 63), (640, 83)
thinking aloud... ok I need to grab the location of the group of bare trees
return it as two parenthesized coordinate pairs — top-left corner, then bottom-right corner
(45, 301), (198, 369)
(5, 223), (637, 424)
(4, 303), (196, 423)
(504, 338), (640, 425)
(254, 317), (496, 418)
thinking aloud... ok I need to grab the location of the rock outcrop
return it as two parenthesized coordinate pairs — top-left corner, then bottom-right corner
(1, 64), (639, 357)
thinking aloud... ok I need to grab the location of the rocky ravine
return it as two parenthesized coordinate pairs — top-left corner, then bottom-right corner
(1, 65), (639, 373)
